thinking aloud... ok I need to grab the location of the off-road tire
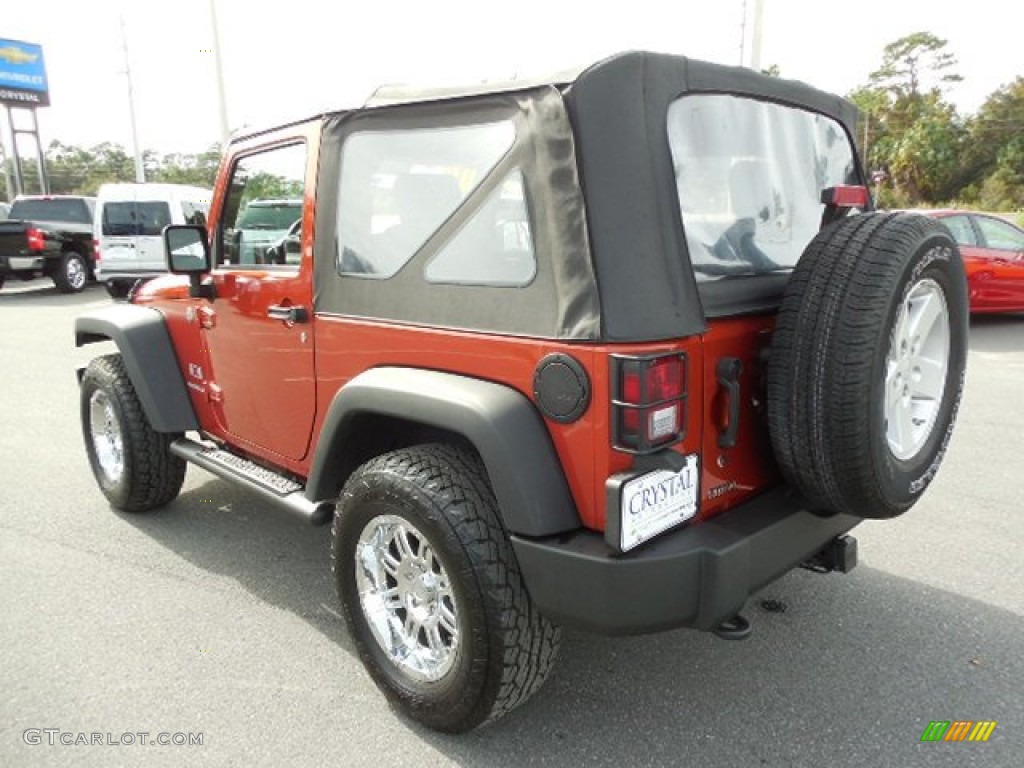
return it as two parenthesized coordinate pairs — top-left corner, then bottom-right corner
(333, 444), (561, 733)
(80, 354), (186, 512)
(54, 251), (88, 293)
(767, 212), (968, 518)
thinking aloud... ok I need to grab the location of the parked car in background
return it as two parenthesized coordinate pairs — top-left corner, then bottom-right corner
(924, 210), (1024, 313)
(94, 183), (212, 298)
(229, 198), (302, 265)
(0, 195), (96, 292)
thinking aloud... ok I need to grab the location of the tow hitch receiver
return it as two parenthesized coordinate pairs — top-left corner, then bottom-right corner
(802, 535), (858, 574)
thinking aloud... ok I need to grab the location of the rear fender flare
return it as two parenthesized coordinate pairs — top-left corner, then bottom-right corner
(307, 367), (581, 537)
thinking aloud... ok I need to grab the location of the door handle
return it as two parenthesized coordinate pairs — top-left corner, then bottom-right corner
(267, 304), (309, 324)
(716, 357), (743, 449)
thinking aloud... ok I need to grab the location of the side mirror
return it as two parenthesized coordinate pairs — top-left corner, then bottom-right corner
(164, 225), (216, 300)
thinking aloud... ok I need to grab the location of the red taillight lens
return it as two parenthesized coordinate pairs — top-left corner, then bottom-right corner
(647, 356), (684, 401)
(92, 238), (101, 261)
(614, 354), (687, 453)
(820, 185), (869, 208)
(26, 227), (46, 252)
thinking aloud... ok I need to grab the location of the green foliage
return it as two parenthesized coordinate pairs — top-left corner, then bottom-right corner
(868, 31), (962, 98)
(149, 145), (223, 188)
(855, 33), (1021, 210)
(2, 142), (222, 198)
(240, 171), (303, 202)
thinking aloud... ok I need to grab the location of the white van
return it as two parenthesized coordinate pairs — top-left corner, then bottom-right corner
(94, 183), (212, 296)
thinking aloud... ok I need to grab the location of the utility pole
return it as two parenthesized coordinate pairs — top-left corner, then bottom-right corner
(750, 0), (765, 71)
(120, 14), (145, 183)
(209, 0), (230, 147)
(739, 0), (748, 66)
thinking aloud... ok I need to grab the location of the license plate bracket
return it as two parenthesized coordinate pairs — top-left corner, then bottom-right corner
(607, 454), (700, 553)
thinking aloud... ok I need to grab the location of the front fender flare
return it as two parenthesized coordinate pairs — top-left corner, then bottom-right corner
(307, 367), (581, 537)
(75, 304), (198, 433)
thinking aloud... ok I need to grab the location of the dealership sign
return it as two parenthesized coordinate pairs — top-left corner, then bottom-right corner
(0, 38), (50, 106)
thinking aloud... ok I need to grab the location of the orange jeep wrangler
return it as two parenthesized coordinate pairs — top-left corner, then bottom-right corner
(75, 52), (967, 732)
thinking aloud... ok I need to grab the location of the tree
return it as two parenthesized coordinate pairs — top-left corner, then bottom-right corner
(150, 144), (222, 188)
(958, 78), (1024, 209)
(869, 31), (962, 99)
(2, 142), (223, 198)
(852, 32), (967, 206)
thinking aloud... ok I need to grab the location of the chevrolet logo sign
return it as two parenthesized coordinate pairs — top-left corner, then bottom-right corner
(0, 45), (39, 65)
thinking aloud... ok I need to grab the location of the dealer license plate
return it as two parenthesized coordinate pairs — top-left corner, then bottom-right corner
(618, 454), (699, 552)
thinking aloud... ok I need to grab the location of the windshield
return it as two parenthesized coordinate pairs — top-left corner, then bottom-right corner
(237, 202), (302, 230)
(102, 201), (172, 236)
(10, 198), (92, 224)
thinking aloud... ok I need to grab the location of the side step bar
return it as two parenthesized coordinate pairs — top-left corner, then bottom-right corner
(170, 438), (333, 525)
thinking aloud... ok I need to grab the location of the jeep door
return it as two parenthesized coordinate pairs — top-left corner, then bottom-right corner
(199, 135), (317, 460)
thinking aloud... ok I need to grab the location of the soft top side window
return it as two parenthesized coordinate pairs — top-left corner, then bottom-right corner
(667, 94), (860, 282)
(219, 142), (306, 268)
(336, 121), (516, 279)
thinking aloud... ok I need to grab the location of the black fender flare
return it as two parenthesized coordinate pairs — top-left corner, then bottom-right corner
(307, 367), (581, 537)
(75, 304), (198, 433)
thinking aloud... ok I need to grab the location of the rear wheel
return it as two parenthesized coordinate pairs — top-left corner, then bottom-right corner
(767, 212), (968, 518)
(80, 354), (186, 512)
(333, 444), (560, 732)
(54, 251), (88, 293)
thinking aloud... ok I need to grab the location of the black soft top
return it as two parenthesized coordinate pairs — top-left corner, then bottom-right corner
(316, 52), (864, 342)
(563, 52), (862, 341)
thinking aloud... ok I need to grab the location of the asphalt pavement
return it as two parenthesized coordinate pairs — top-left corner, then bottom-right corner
(1, 279), (1021, 767)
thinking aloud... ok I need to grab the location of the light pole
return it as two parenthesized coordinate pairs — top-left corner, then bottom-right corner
(750, 0), (764, 71)
(209, 0), (230, 147)
(740, 0), (766, 71)
(120, 13), (145, 183)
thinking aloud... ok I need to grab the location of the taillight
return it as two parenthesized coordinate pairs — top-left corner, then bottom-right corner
(26, 227), (46, 252)
(92, 238), (101, 261)
(612, 353), (687, 453)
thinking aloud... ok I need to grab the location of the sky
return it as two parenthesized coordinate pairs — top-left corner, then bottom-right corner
(2, 0), (1022, 161)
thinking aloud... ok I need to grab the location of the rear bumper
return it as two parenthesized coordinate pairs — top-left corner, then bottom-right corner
(511, 485), (859, 635)
(1, 255), (45, 273)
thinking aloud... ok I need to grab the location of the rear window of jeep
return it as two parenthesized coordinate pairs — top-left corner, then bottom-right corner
(336, 121), (537, 286)
(667, 94), (859, 281)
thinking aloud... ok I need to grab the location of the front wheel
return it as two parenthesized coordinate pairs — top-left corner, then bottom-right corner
(333, 444), (560, 732)
(54, 251), (88, 293)
(80, 354), (186, 512)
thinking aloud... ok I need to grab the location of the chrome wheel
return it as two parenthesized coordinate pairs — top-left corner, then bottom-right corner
(66, 256), (87, 291)
(885, 276), (950, 460)
(355, 514), (460, 683)
(89, 389), (124, 483)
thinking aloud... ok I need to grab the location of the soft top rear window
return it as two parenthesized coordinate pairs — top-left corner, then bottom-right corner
(667, 94), (860, 283)
(102, 201), (172, 236)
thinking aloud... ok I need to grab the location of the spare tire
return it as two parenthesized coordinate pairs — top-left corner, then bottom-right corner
(767, 212), (967, 519)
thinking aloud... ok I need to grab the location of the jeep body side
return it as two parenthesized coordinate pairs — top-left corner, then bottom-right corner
(75, 52), (967, 732)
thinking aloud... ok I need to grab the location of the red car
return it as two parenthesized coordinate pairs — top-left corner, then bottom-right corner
(925, 210), (1024, 313)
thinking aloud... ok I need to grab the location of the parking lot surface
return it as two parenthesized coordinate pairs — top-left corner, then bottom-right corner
(1, 280), (1021, 767)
